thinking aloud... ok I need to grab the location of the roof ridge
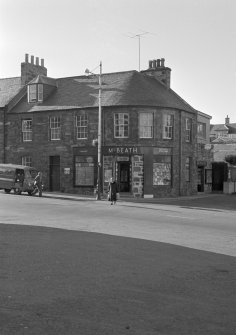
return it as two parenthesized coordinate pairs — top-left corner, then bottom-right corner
(56, 70), (136, 80)
(0, 76), (21, 81)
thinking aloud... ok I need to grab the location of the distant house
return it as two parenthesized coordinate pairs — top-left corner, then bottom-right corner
(210, 116), (236, 191)
(0, 54), (212, 198)
(210, 115), (236, 142)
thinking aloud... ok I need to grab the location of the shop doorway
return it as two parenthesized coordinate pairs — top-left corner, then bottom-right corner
(197, 167), (204, 192)
(117, 161), (130, 192)
(212, 162), (228, 192)
(49, 156), (60, 191)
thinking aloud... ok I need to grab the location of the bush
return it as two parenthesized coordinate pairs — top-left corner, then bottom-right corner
(225, 155), (236, 165)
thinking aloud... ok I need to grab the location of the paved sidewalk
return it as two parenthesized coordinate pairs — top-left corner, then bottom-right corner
(42, 191), (236, 211)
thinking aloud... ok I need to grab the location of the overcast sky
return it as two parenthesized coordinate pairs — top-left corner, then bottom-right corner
(0, 0), (235, 124)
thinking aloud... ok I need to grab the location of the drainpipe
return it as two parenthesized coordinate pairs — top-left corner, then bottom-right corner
(3, 107), (6, 163)
(179, 111), (182, 196)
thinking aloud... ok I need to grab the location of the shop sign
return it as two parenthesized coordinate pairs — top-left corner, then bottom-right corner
(153, 147), (172, 155)
(64, 168), (71, 175)
(104, 146), (140, 155)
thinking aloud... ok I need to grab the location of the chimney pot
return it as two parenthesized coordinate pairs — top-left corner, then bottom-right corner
(160, 58), (165, 67)
(41, 58), (44, 67)
(36, 57), (39, 66)
(25, 53), (29, 63)
(225, 115), (230, 125)
(157, 59), (161, 67)
(30, 55), (34, 64)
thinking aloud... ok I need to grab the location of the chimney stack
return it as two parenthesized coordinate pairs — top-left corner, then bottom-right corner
(225, 115), (230, 125)
(141, 57), (171, 88)
(21, 54), (47, 85)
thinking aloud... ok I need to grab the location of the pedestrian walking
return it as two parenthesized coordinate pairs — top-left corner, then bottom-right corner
(108, 177), (119, 205)
(34, 171), (43, 197)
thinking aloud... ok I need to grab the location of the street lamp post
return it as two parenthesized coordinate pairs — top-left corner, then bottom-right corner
(85, 62), (102, 200)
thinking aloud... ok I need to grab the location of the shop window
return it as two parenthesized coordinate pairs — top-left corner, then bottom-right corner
(76, 114), (88, 139)
(75, 156), (94, 186)
(50, 116), (61, 140)
(153, 155), (172, 185)
(139, 112), (153, 138)
(185, 157), (191, 182)
(197, 122), (206, 139)
(22, 119), (32, 141)
(163, 114), (173, 139)
(22, 156), (32, 167)
(185, 118), (192, 142)
(28, 84), (43, 103)
(114, 113), (129, 138)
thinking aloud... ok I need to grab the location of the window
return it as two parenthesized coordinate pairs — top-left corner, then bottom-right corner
(76, 114), (88, 139)
(185, 157), (191, 182)
(22, 119), (32, 141)
(28, 84), (43, 103)
(114, 113), (129, 138)
(75, 156), (94, 186)
(22, 156), (32, 167)
(197, 122), (206, 139)
(139, 112), (153, 138)
(163, 114), (173, 139)
(185, 118), (192, 142)
(50, 116), (61, 140)
(153, 155), (172, 185)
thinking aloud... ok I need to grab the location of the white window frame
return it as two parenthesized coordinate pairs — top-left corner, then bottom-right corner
(76, 114), (88, 139)
(50, 116), (61, 140)
(22, 119), (32, 142)
(197, 122), (206, 139)
(139, 112), (153, 138)
(28, 84), (43, 103)
(185, 118), (192, 142)
(163, 114), (173, 139)
(114, 113), (129, 138)
(22, 156), (32, 167)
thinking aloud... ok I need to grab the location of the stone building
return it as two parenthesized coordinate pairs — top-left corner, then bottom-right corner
(0, 54), (211, 198)
(210, 116), (236, 191)
(196, 111), (212, 192)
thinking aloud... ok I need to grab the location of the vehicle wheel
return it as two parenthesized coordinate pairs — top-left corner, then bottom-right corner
(14, 188), (22, 195)
(4, 189), (11, 194)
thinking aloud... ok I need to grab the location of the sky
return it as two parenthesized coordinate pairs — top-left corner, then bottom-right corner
(0, 0), (235, 124)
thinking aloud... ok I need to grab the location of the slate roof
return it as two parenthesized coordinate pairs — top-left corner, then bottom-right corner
(210, 123), (236, 134)
(212, 136), (236, 144)
(28, 75), (57, 87)
(0, 77), (22, 107)
(5, 70), (199, 114)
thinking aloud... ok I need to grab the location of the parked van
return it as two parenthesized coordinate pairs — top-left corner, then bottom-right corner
(0, 164), (38, 195)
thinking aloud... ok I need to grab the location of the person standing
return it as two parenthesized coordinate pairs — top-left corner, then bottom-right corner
(34, 171), (43, 197)
(108, 177), (119, 205)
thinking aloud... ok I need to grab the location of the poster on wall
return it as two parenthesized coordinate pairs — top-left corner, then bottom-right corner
(205, 169), (212, 184)
(153, 162), (171, 185)
(104, 169), (113, 182)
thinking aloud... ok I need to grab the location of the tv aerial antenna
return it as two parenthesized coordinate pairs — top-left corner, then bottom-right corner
(127, 31), (151, 71)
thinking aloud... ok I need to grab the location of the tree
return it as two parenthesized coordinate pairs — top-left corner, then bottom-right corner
(225, 155), (236, 165)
